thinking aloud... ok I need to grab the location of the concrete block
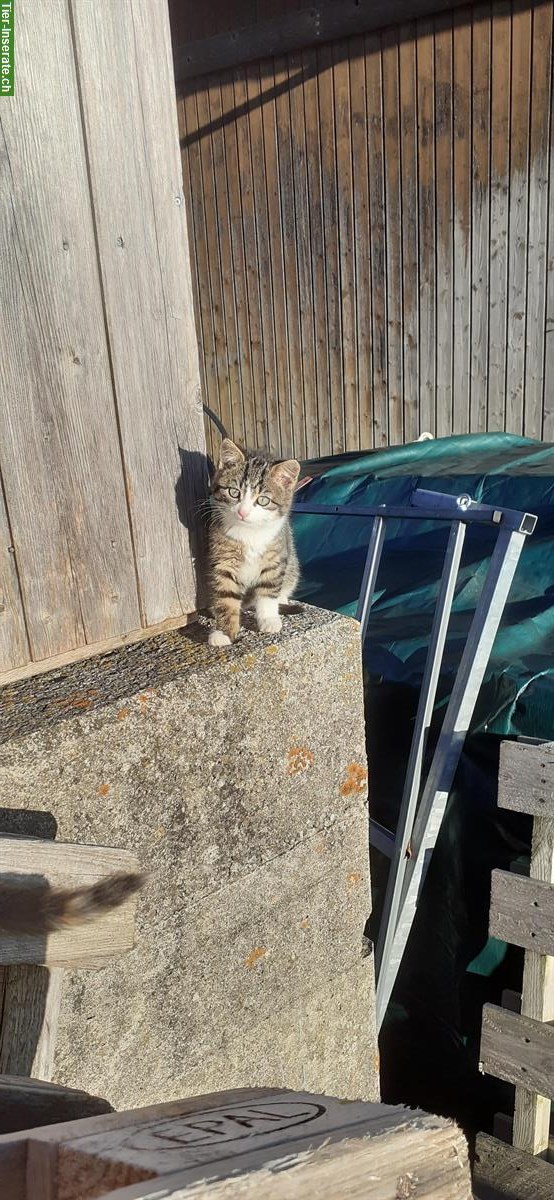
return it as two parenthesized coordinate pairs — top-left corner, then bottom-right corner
(0, 606), (378, 1108)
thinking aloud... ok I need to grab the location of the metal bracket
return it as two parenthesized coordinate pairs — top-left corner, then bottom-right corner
(293, 488), (537, 1030)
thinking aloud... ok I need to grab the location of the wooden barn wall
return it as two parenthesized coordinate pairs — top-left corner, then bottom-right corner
(177, 0), (554, 460)
(0, 0), (206, 679)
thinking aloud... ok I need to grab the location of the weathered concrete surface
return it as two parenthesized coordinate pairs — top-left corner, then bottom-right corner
(0, 606), (378, 1107)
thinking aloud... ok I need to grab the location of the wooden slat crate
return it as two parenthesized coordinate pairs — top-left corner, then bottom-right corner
(474, 739), (554, 1199)
(0, 1087), (472, 1200)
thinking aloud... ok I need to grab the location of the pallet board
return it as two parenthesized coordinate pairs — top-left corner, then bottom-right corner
(473, 1133), (554, 1200)
(0, 1087), (472, 1200)
(489, 868), (554, 955)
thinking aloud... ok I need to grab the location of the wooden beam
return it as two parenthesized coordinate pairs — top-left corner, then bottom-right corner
(174, 0), (476, 84)
(498, 739), (554, 816)
(474, 1133), (554, 1200)
(0, 1089), (472, 1200)
(513, 817), (554, 1155)
(0, 838), (141, 968)
(489, 868), (554, 955)
(0, 1075), (112, 1136)
(480, 1004), (554, 1100)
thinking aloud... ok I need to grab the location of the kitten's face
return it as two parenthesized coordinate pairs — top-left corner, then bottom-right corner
(211, 440), (300, 529)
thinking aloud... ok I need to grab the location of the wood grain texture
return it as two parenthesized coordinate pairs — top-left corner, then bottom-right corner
(0, 480), (28, 673)
(512, 815), (554, 1154)
(506, 1), (532, 435)
(0, 966), (63, 1078)
(498, 740), (554, 816)
(0, 0), (140, 665)
(489, 867), (554, 955)
(434, 12), (454, 439)
(474, 1132), (554, 1200)
(480, 1003), (554, 1099)
(0, 838), (140, 969)
(70, 0), (206, 626)
(179, 2), (554, 458)
(3, 1090), (471, 1200)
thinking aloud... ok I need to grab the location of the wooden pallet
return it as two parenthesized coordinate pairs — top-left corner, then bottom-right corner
(0, 1086), (472, 1199)
(474, 739), (554, 1200)
(0, 835), (141, 1128)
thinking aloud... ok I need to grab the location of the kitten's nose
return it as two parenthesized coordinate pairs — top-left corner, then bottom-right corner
(238, 507), (248, 520)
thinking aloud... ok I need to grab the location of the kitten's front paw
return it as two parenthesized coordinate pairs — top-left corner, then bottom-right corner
(258, 616), (282, 635)
(209, 629), (232, 647)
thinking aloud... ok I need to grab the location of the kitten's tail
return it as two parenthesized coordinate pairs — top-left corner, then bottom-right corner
(0, 872), (145, 936)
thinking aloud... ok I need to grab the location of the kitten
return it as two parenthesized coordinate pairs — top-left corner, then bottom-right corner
(208, 439), (300, 646)
(0, 872), (144, 936)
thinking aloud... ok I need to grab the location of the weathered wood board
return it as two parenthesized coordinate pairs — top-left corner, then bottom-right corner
(497, 740), (554, 816)
(480, 1003), (554, 1100)
(0, 838), (141, 969)
(489, 868), (554, 955)
(474, 1132), (554, 1200)
(0, 1088), (472, 1200)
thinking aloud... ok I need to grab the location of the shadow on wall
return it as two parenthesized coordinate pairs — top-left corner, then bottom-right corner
(175, 447), (210, 608)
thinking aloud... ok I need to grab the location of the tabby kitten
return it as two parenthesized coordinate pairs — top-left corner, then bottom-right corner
(208, 439), (300, 646)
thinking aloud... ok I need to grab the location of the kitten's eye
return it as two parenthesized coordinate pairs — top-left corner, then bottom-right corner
(227, 487), (240, 499)
(257, 495), (271, 507)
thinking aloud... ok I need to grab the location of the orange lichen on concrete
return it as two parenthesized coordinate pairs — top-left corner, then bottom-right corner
(313, 839), (327, 854)
(347, 871), (362, 888)
(340, 762), (368, 797)
(51, 690), (98, 712)
(97, 783), (110, 797)
(287, 745), (314, 775)
(244, 946), (267, 969)
(116, 706), (130, 720)
(300, 917), (310, 929)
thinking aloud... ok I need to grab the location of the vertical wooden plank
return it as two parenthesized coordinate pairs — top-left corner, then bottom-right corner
(506, 1), (532, 435)
(334, 43), (358, 451)
(233, 67), (268, 450)
(289, 52), (319, 457)
(452, 8), (472, 434)
(470, 4), (492, 433)
(71, 0), (205, 626)
(417, 19), (436, 436)
(318, 43), (345, 453)
(524, 3), (553, 439)
(219, 67), (256, 447)
(488, 0), (511, 431)
(381, 28), (404, 445)
(399, 25), (420, 444)
(434, 12), (454, 438)
(274, 54), (307, 458)
(245, 62), (282, 455)
(179, 90), (219, 462)
(349, 37), (374, 451)
(0, 478), (28, 673)
(303, 47), (332, 456)
(545, 14), (554, 440)
(366, 34), (388, 447)
(0, 0), (140, 662)
(512, 817), (554, 1154)
(205, 75), (246, 446)
(260, 61), (294, 457)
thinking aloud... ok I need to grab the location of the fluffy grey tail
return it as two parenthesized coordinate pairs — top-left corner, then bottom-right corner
(0, 872), (145, 936)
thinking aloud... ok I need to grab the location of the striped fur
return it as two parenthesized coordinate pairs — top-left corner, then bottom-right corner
(0, 872), (144, 936)
(208, 439), (300, 646)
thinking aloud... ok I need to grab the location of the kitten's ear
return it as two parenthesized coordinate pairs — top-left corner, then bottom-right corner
(270, 459), (301, 489)
(218, 438), (245, 469)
